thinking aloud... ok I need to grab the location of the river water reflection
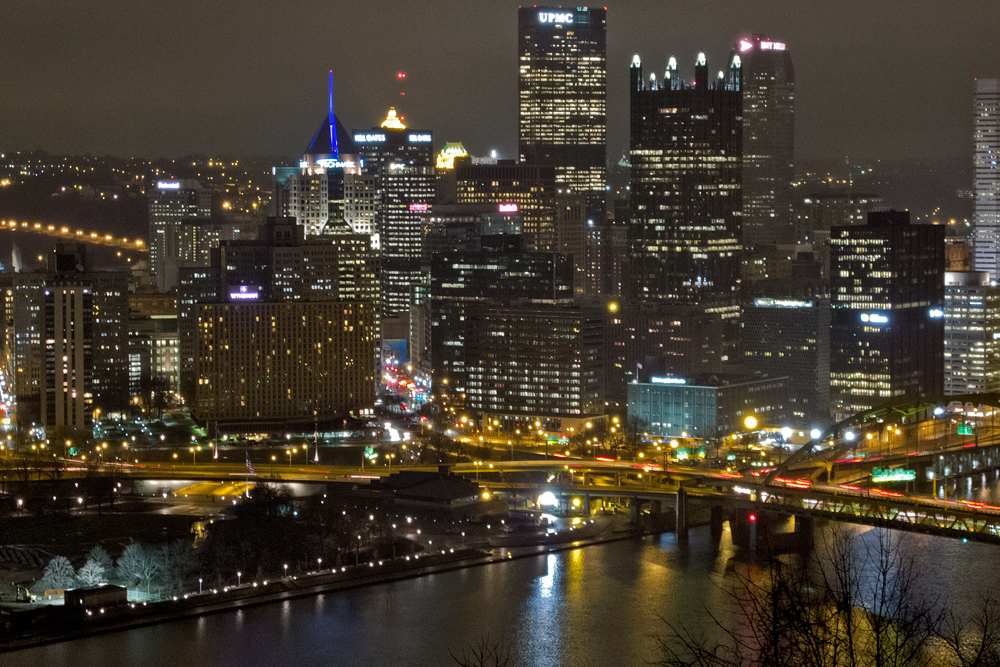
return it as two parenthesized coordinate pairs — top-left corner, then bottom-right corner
(10, 518), (1000, 667)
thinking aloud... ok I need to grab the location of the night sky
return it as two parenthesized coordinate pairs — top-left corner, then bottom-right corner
(2, 0), (998, 164)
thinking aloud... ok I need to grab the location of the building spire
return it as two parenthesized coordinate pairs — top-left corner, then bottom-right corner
(328, 70), (336, 155)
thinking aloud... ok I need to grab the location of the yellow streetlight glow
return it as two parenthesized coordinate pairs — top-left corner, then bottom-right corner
(744, 415), (758, 430)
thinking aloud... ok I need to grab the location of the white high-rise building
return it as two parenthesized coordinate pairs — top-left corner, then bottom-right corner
(148, 179), (212, 292)
(972, 79), (1000, 279)
(944, 271), (1000, 395)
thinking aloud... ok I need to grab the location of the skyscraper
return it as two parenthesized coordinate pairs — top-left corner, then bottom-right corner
(518, 6), (607, 216)
(627, 52), (743, 375)
(629, 52), (743, 306)
(973, 79), (1000, 279)
(12, 244), (129, 429)
(829, 211), (944, 421)
(177, 218), (379, 407)
(429, 235), (602, 431)
(737, 36), (795, 248)
(742, 295), (830, 426)
(287, 73), (362, 238)
(944, 271), (1000, 394)
(352, 110), (436, 319)
(148, 179), (212, 292)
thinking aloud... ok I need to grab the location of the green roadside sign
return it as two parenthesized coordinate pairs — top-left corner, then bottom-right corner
(871, 467), (916, 483)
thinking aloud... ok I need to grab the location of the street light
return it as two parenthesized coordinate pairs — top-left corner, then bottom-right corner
(287, 448), (295, 468)
(283, 563), (288, 578)
(237, 571), (242, 586)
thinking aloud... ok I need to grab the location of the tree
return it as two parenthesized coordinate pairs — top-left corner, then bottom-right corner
(40, 555), (75, 590)
(154, 539), (198, 595)
(86, 545), (114, 577)
(138, 373), (175, 420)
(116, 543), (159, 593)
(940, 594), (1000, 667)
(621, 415), (649, 460)
(451, 635), (511, 667)
(77, 559), (105, 586)
(654, 526), (943, 667)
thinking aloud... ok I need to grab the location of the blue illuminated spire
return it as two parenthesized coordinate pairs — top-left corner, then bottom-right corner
(328, 70), (337, 158)
(303, 70), (356, 160)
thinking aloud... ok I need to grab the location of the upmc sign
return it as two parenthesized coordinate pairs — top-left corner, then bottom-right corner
(538, 11), (573, 23)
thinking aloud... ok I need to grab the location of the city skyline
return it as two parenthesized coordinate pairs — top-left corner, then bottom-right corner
(0, 0), (997, 163)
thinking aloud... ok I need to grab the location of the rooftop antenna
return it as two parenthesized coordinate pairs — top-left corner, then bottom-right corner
(328, 70), (338, 157)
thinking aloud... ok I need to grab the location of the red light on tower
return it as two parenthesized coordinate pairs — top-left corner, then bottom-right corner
(748, 514), (757, 522)
(397, 72), (406, 79)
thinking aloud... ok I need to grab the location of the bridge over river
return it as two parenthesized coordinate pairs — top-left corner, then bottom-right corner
(9, 393), (1000, 545)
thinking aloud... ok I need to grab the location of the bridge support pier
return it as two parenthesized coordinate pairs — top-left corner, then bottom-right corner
(795, 515), (814, 548)
(630, 497), (640, 523)
(675, 488), (688, 540)
(731, 508), (759, 554)
(710, 505), (724, 541)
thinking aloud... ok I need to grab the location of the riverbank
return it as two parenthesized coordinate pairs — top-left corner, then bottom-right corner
(0, 514), (670, 652)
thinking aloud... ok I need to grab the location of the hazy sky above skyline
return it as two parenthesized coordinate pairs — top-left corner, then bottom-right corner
(2, 0), (998, 164)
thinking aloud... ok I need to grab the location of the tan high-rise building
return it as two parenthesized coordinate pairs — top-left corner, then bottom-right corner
(194, 300), (375, 429)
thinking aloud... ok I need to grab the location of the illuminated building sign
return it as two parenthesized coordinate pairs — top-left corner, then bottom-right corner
(156, 181), (181, 190)
(739, 38), (786, 52)
(651, 377), (686, 385)
(860, 313), (889, 324)
(538, 11), (573, 23)
(229, 285), (260, 301)
(408, 133), (432, 143)
(928, 308), (944, 318)
(753, 298), (813, 308)
(498, 203), (519, 213)
(354, 133), (386, 143)
(871, 467), (916, 483)
(315, 158), (357, 169)
(409, 203), (429, 212)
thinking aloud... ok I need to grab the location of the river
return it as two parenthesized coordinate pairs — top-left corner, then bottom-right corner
(8, 516), (1000, 667)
